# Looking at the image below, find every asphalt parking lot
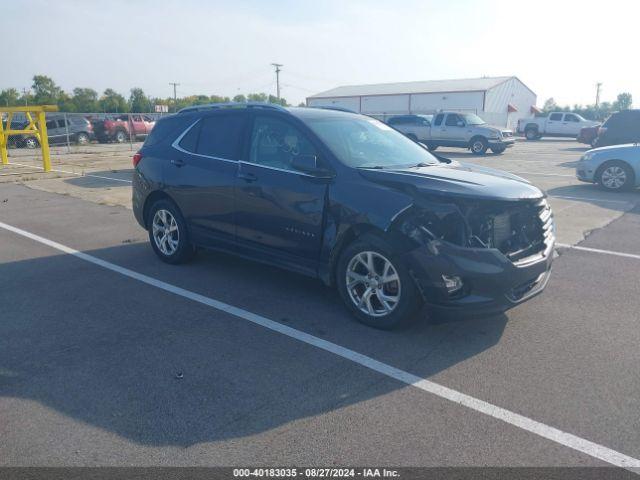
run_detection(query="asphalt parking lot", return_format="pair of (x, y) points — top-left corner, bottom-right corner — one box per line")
(1, 139), (639, 467)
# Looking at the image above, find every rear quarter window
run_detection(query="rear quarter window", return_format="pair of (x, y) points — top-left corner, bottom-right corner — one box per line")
(143, 115), (190, 148)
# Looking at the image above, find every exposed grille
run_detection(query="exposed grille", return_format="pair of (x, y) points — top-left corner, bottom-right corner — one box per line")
(469, 198), (554, 263)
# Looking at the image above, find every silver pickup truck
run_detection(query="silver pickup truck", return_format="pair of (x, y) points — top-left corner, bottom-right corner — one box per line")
(387, 112), (515, 155)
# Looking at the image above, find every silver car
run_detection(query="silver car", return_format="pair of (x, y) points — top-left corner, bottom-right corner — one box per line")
(576, 143), (640, 191)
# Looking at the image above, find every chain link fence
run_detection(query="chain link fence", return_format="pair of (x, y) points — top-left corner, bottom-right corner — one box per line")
(3, 112), (167, 159)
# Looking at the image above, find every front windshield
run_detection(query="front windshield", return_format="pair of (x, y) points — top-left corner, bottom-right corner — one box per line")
(303, 116), (440, 169)
(460, 113), (486, 125)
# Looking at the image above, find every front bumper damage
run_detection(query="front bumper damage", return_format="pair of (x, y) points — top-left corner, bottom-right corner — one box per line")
(395, 197), (555, 318)
(403, 239), (554, 318)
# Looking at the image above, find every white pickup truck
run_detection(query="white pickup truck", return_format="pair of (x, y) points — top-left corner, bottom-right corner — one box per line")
(517, 112), (599, 140)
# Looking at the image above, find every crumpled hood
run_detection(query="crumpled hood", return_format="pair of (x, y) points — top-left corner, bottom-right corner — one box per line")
(358, 161), (544, 201)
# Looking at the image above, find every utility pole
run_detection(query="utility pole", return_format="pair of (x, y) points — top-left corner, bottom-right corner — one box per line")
(595, 82), (602, 107)
(271, 63), (283, 100)
(22, 88), (29, 106)
(169, 82), (180, 111)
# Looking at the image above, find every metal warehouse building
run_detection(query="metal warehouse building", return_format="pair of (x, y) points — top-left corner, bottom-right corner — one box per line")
(307, 76), (538, 129)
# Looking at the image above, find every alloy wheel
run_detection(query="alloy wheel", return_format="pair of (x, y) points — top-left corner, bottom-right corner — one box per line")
(601, 166), (627, 190)
(345, 251), (401, 317)
(152, 209), (180, 256)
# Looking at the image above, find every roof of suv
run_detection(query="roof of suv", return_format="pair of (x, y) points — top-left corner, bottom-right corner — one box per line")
(176, 102), (361, 120)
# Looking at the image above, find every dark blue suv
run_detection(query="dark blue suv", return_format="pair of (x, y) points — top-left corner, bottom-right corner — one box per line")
(132, 103), (555, 329)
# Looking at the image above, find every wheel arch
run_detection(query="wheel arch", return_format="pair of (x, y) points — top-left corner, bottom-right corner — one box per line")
(142, 190), (178, 228)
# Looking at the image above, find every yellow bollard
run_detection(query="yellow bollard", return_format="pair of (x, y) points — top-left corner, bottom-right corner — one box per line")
(37, 111), (52, 172)
(0, 115), (7, 166)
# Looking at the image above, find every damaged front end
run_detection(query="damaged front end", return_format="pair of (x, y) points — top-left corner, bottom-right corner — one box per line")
(394, 195), (555, 317)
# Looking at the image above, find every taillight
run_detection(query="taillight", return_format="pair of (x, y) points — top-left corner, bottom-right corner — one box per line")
(133, 152), (143, 167)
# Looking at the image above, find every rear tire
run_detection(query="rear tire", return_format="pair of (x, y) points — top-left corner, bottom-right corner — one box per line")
(147, 199), (195, 264)
(76, 132), (90, 145)
(525, 128), (539, 140)
(597, 161), (635, 192)
(426, 143), (438, 151)
(23, 136), (39, 149)
(336, 234), (422, 329)
(406, 133), (418, 142)
(470, 137), (488, 155)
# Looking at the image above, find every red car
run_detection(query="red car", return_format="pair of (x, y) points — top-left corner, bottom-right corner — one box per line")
(577, 124), (600, 148)
(91, 114), (155, 143)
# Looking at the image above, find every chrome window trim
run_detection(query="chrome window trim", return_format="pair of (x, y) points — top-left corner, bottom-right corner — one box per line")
(171, 118), (238, 164)
(239, 160), (315, 178)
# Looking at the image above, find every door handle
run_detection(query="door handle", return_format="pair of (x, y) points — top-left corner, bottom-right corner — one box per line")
(238, 171), (257, 182)
(170, 159), (185, 167)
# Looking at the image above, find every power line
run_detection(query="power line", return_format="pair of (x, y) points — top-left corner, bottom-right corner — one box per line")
(271, 63), (283, 100)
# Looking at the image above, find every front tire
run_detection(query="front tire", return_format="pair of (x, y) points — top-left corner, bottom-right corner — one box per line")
(426, 143), (438, 151)
(525, 128), (539, 140)
(597, 161), (635, 192)
(336, 235), (421, 329)
(491, 146), (506, 154)
(147, 199), (194, 264)
(114, 130), (127, 143)
(470, 137), (488, 155)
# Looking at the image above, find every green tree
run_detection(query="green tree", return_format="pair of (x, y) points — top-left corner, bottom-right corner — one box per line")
(613, 92), (632, 111)
(99, 89), (128, 113)
(233, 94), (247, 103)
(0, 88), (20, 107)
(128, 87), (152, 112)
(247, 92), (268, 102)
(297, 102), (306, 107)
(71, 88), (99, 112)
(209, 95), (230, 103)
(31, 75), (62, 105)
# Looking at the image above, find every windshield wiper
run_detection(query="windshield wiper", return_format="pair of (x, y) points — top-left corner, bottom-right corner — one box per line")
(408, 162), (435, 168)
(357, 165), (388, 169)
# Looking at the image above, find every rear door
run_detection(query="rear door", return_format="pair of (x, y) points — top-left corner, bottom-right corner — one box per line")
(546, 112), (564, 134)
(165, 111), (248, 248)
(233, 113), (329, 274)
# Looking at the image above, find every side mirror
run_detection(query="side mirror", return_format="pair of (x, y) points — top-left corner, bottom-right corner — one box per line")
(291, 154), (333, 177)
(456, 121), (465, 127)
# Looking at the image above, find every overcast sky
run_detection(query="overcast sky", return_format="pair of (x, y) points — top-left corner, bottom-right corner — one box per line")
(3, 0), (637, 107)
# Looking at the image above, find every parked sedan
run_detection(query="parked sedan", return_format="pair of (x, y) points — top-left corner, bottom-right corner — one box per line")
(576, 144), (640, 191)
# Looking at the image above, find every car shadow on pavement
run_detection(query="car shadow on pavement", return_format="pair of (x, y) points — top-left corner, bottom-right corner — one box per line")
(547, 184), (639, 213)
(63, 170), (134, 189)
(0, 241), (508, 447)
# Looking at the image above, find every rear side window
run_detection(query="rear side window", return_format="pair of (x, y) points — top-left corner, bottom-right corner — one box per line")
(178, 121), (200, 151)
(564, 114), (579, 122)
(434, 114), (444, 126)
(196, 114), (246, 159)
(549, 113), (563, 121)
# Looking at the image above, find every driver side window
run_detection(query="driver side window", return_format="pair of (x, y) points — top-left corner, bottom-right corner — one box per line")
(250, 116), (317, 171)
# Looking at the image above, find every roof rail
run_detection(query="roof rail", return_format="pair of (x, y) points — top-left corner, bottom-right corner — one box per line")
(311, 105), (357, 113)
(178, 102), (288, 114)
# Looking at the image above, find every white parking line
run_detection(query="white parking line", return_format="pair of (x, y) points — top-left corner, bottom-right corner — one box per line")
(1, 219), (639, 470)
(557, 243), (640, 260)
(7, 162), (133, 184)
(511, 171), (576, 178)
